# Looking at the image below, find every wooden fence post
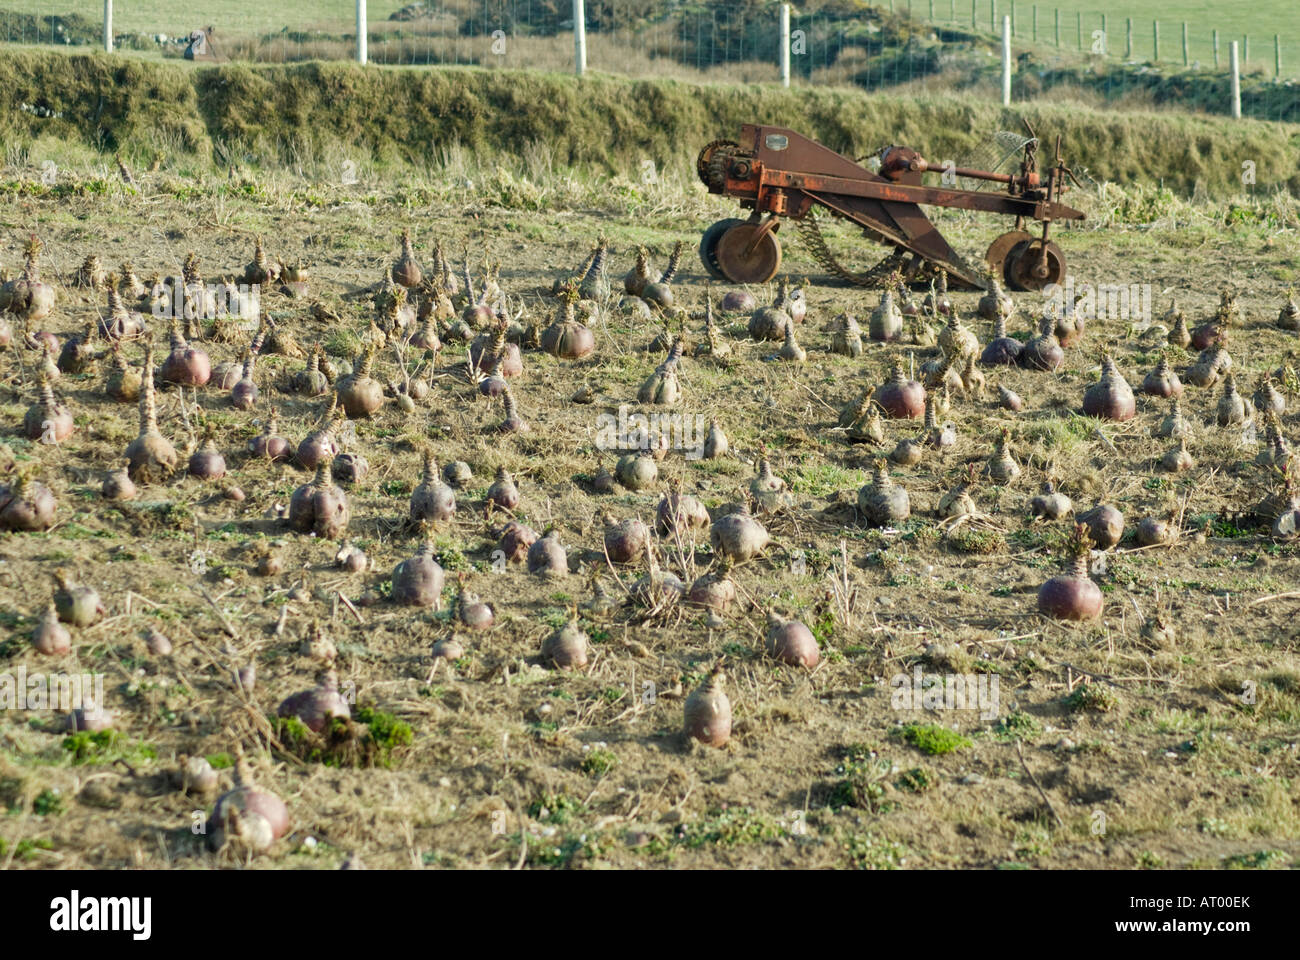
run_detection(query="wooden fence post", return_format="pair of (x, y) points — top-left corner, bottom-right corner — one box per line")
(1230, 41), (1241, 118)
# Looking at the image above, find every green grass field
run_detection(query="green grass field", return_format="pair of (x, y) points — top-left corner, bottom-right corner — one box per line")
(0, 1), (1296, 78)
(1, 0), (410, 37)
(919, 0), (1294, 73)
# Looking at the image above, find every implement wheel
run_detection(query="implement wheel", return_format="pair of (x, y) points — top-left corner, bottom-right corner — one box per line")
(1006, 239), (1066, 292)
(714, 222), (782, 284)
(699, 217), (745, 281)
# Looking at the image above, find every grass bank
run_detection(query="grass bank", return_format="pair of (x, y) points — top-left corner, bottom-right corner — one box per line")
(1, 48), (1298, 196)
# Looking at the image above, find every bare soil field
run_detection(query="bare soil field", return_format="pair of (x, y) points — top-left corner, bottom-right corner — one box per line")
(0, 163), (1298, 870)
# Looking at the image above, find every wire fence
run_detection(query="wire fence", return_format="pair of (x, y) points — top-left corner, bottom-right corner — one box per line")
(1, 1), (1297, 122)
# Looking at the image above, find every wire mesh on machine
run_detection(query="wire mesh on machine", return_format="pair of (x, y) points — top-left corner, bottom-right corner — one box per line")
(955, 131), (1035, 192)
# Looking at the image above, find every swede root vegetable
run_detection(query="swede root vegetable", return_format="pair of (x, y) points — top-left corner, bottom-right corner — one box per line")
(748, 278), (793, 342)
(528, 529), (569, 576)
(939, 311), (979, 360)
(278, 669), (351, 733)
(188, 437), (227, 480)
(922, 394), (956, 449)
(228, 351), (259, 409)
(336, 347), (384, 418)
(487, 467), (520, 511)
(984, 428), (1021, 483)
(698, 295), (732, 359)
(684, 661), (731, 747)
(1160, 439), (1194, 473)
(710, 503), (769, 562)
(604, 514), (651, 564)
(959, 352), (985, 398)
(868, 277), (903, 342)
(1031, 481), (1072, 520)
(998, 383), (1024, 412)
(847, 402), (885, 445)
(99, 278), (148, 343)
(243, 235), (278, 286)
(443, 461), (472, 487)
(777, 320), (806, 363)
(938, 464), (978, 519)
(656, 481), (710, 536)
(125, 343), (178, 484)
(1, 236), (56, 322)
(496, 384), (528, 433)
(543, 618), (589, 670)
(1037, 524), (1103, 621)
(23, 376), (74, 443)
(639, 339), (683, 404)
(1137, 515), (1177, 546)
(392, 228), (423, 287)
(1020, 315), (1064, 371)
(978, 273), (1014, 321)
(1158, 398), (1191, 439)
(1257, 412), (1292, 469)
(922, 269), (952, 317)
(766, 611), (819, 667)
(497, 520), (537, 563)
(58, 320), (100, 375)
(542, 284), (595, 359)
(458, 589), (494, 631)
(641, 241), (683, 308)
(1141, 353), (1182, 398)
(624, 246), (654, 297)
(1278, 288), (1299, 331)
(330, 451), (367, 484)
(592, 462), (616, 493)
(687, 563), (737, 612)
(31, 603), (70, 655)
(53, 570), (104, 627)
(249, 410), (291, 461)
(146, 628), (173, 656)
(873, 357), (925, 419)
(891, 435), (923, 465)
(76, 253), (105, 290)
(980, 311), (1023, 366)
(703, 421), (729, 459)
(578, 236), (610, 302)
(101, 463), (137, 502)
(158, 316), (211, 387)
(411, 450), (456, 524)
(1254, 377), (1285, 416)
(859, 460), (910, 525)
(280, 258), (310, 298)
(616, 453), (658, 491)
(1167, 307), (1191, 348)
(289, 458), (350, 539)
(1079, 503), (1124, 549)
(719, 289), (756, 314)
(66, 703), (114, 733)
(392, 539), (446, 607)
(1186, 340), (1231, 388)
(431, 636), (465, 665)
(831, 312), (864, 357)
(1083, 354), (1136, 421)
(210, 752), (290, 854)
(1216, 373), (1249, 427)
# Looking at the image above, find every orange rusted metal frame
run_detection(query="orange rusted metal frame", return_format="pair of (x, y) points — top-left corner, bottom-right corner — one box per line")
(714, 125), (1084, 283)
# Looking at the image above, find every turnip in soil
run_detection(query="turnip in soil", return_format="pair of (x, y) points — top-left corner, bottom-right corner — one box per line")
(1037, 524), (1103, 621)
